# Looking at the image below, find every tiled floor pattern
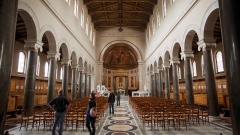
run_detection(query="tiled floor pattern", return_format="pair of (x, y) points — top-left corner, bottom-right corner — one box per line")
(5, 96), (233, 135)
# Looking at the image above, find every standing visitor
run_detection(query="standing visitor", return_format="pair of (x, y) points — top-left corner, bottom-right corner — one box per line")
(108, 90), (115, 115)
(49, 89), (70, 135)
(86, 92), (97, 135)
(116, 90), (121, 106)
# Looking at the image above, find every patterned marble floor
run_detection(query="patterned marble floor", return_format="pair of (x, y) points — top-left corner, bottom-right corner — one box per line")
(5, 96), (233, 135)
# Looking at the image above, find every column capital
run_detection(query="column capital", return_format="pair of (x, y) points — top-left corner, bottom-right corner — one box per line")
(170, 58), (180, 65)
(98, 61), (103, 65)
(197, 39), (216, 51)
(154, 67), (158, 73)
(180, 51), (194, 60)
(47, 52), (60, 61)
(71, 64), (78, 70)
(24, 40), (43, 52)
(163, 65), (170, 70)
(61, 59), (71, 66)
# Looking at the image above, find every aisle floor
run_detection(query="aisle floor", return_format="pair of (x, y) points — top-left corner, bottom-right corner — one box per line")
(5, 96), (232, 135)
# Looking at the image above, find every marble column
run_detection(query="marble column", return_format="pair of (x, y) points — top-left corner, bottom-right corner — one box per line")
(152, 74), (156, 97)
(88, 74), (91, 93)
(164, 66), (170, 100)
(78, 71), (82, 98)
(98, 61), (103, 85)
(113, 76), (116, 94)
(61, 60), (70, 97)
(218, 1), (240, 134)
(0, 0), (18, 133)
(71, 65), (77, 100)
(158, 68), (163, 98)
(23, 40), (43, 114)
(84, 73), (88, 97)
(171, 60), (180, 102)
(138, 62), (143, 90)
(198, 39), (219, 116)
(154, 72), (158, 97)
(182, 52), (194, 104)
(47, 53), (59, 103)
(125, 77), (128, 96)
(149, 73), (152, 96)
(82, 73), (85, 97)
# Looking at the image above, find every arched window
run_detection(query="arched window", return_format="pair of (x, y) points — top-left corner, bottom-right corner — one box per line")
(152, 19), (155, 34)
(80, 9), (84, 27)
(148, 26), (151, 39)
(90, 26), (93, 41)
(18, 52), (26, 73)
(65, 0), (70, 6)
(193, 61), (197, 77)
(74, 0), (79, 18)
(157, 8), (160, 27)
(216, 51), (224, 72)
(146, 32), (148, 43)
(36, 55), (40, 76)
(163, 0), (167, 17)
(56, 64), (58, 79)
(93, 32), (95, 46)
(86, 19), (89, 35)
(60, 67), (63, 80)
(201, 55), (205, 75)
(44, 62), (49, 77)
(178, 67), (181, 79)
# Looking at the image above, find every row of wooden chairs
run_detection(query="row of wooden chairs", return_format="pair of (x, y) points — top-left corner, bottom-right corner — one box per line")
(130, 97), (209, 131)
(19, 97), (108, 131)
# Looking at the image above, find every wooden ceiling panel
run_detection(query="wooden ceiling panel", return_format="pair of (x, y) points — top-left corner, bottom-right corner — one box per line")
(84, 0), (157, 31)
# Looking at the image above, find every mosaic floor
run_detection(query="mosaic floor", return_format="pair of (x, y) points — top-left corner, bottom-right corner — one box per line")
(5, 96), (233, 135)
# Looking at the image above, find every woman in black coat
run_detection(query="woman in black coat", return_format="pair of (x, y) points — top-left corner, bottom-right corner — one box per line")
(86, 92), (96, 135)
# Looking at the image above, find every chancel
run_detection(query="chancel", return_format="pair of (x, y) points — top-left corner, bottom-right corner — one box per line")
(0, 0), (239, 135)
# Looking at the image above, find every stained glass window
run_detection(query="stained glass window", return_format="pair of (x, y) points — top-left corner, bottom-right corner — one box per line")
(163, 0), (167, 17)
(74, 0), (79, 18)
(193, 61), (197, 77)
(216, 51), (224, 72)
(36, 55), (40, 76)
(44, 62), (49, 77)
(60, 67), (63, 80)
(18, 52), (25, 73)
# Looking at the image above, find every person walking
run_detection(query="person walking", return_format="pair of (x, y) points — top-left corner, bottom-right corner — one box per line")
(108, 90), (115, 115)
(86, 92), (97, 135)
(116, 90), (121, 106)
(49, 89), (70, 135)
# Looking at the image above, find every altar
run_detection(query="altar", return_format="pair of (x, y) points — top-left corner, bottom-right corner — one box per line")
(132, 91), (151, 97)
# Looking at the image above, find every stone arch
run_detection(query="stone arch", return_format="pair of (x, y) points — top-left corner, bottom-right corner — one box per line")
(158, 56), (163, 68)
(88, 64), (91, 74)
(172, 41), (182, 60)
(150, 64), (153, 73)
(58, 39), (69, 60)
(70, 51), (77, 66)
(83, 61), (88, 72)
(182, 25), (201, 51)
(200, 1), (219, 39)
(99, 40), (142, 62)
(163, 51), (171, 66)
(18, 1), (40, 40)
(201, 1), (219, 39)
(39, 25), (58, 52)
(78, 57), (84, 70)
(154, 61), (157, 72)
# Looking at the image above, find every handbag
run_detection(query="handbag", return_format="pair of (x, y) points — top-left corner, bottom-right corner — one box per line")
(90, 107), (97, 117)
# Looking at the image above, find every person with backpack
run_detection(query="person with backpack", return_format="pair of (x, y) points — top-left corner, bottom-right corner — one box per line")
(86, 92), (97, 135)
(116, 90), (121, 106)
(108, 90), (115, 115)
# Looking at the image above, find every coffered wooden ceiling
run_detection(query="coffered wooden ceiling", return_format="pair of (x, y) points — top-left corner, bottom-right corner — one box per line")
(84, 0), (158, 31)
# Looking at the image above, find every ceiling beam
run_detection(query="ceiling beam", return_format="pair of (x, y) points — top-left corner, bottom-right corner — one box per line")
(92, 18), (148, 23)
(90, 10), (152, 15)
(84, 0), (157, 5)
(88, 2), (118, 14)
(122, 2), (153, 12)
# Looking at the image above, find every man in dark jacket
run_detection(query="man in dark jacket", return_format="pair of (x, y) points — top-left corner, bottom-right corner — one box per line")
(49, 89), (70, 135)
(116, 90), (121, 106)
(108, 90), (115, 115)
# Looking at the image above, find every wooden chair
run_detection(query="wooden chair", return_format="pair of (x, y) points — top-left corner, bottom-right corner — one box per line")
(31, 108), (44, 131)
(153, 108), (165, 130)
(175, 109), (187, 131)
(19, 109), (33, 131)
(141, 108), (153, 130)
